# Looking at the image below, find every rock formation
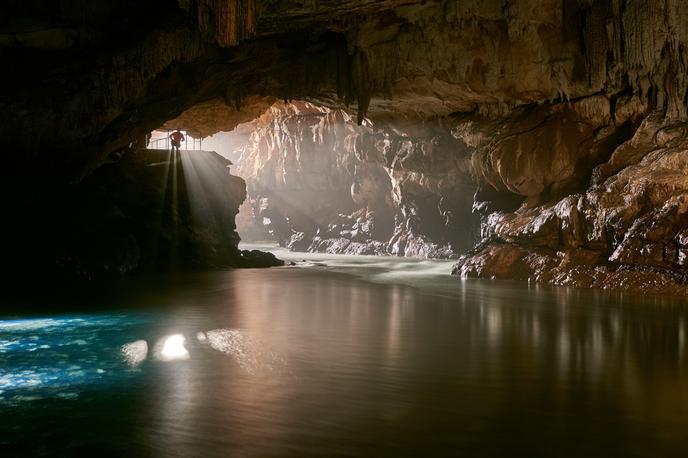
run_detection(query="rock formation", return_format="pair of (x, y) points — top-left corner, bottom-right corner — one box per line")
(7, 148), (281, 284)
(233, 101), (478, 257)
(453, 113), (688, 294)
(2, 0), (688, 292)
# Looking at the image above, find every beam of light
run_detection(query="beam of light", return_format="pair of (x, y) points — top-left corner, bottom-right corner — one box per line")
(148, 145), (185, 268)
(157, 148), (173, 223)
(170, 148), (181, 268)
(141, 143), (181, 264)
(178, 144), (319, 244)
(179, 150), (224, 230)
(121, 340), (149, 366)
(197, 329), (288, 375)
(156, 334), (190, 361)
(150, 147), (183, 267)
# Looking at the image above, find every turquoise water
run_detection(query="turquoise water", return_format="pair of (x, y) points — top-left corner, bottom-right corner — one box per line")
(0, 314), (152, 401)
(1, 251), (687, 457)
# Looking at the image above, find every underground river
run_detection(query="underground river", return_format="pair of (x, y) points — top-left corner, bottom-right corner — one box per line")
(1, 246), (687, 457)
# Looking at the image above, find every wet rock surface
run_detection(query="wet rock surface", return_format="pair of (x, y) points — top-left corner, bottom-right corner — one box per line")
(453, 116), (688, 294)
(235, 102), (479, 258)
(238, 249), (284, 268)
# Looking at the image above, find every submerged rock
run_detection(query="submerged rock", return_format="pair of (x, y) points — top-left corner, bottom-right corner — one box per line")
(238, 250), (284, 268)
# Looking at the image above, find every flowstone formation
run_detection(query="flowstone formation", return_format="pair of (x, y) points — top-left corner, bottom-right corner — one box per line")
(233, 102), (478, 258)
(3, 1), (688, 291)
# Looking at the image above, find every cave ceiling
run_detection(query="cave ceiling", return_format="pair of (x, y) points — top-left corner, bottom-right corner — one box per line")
(4, 0), (687, 180)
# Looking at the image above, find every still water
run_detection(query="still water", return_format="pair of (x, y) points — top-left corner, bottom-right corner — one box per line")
(1, 248), (688, 457)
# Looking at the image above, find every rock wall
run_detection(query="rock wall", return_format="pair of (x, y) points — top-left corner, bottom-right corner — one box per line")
(235, 102), (479, 257)
(7, 148), (280, 284)
(232, 92), (688, 292)
(453, 113), (688, 294)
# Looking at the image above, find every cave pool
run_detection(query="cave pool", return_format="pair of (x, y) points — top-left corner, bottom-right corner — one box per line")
(1, 246), (687, 457)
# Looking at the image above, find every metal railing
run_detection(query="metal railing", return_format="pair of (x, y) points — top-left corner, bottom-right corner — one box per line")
(148, 130), (203, 151)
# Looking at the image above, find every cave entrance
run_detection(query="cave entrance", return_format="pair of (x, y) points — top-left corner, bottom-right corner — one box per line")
(157, 99), (480, 259)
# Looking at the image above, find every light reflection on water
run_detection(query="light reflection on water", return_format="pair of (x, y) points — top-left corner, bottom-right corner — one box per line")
(0, 314), (152, 399)
(1, 258), (688, 456)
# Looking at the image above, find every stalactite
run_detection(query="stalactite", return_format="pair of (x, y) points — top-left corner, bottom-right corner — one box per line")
(336, 45), (351, 102)
(225, 85), (243, 111)
(223, 85), (233, 107)
(366, 41), (400, 101)
(192, 0), (256, 47)
(351, 50), (371, 125)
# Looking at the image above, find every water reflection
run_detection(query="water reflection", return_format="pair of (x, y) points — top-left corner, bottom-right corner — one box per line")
(121, 339), (148, 366)
(156, 334), (190, 361)
(197, 329), (288, 375)
(1, 266), (687, 456)
(0, 314), (151, 400)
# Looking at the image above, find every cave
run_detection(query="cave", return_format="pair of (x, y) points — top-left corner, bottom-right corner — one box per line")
(2, 1), (688, 456)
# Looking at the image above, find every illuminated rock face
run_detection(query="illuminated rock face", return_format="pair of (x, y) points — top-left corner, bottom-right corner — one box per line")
(236, 102), (478, 257)
(2, 1), (688, 290)
(453, 114), (688, 294)
(236, 97), (688, 291)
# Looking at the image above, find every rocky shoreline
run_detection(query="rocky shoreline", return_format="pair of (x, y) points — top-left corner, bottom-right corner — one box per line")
(453, 115), (688, 294)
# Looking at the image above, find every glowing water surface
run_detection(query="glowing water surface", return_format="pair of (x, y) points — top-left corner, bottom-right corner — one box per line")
(1, 249), (688, 457)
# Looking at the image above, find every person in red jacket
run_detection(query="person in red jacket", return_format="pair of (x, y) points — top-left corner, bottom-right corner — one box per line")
(169, 129), (185, 153)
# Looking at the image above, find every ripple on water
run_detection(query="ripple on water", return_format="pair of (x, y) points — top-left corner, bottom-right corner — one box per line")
(197, 328), (290, 376)
(0, 313), (152, 403)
